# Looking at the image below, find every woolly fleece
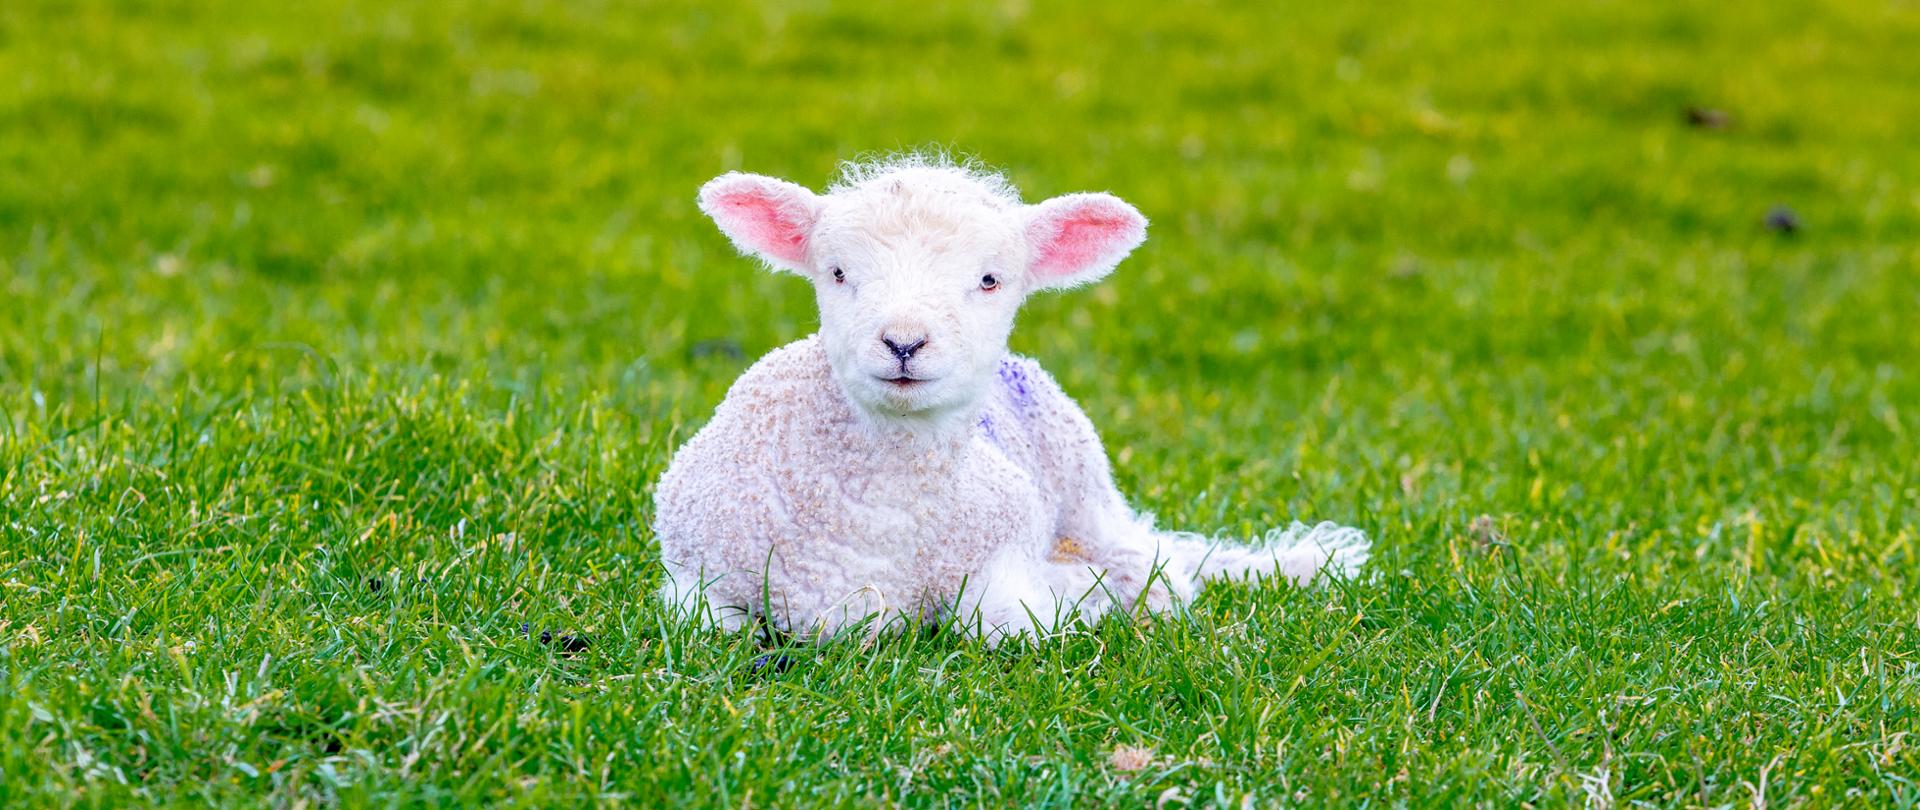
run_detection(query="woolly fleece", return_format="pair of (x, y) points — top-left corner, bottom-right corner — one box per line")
(656, 158), (1369, 643)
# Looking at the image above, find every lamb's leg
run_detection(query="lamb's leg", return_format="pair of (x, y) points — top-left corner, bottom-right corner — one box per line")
(1032, 426), (1370, 607)
(1057, 503), (1371, 612)
(998, 356), (1371, 614)
(1158, 521), (1371, 586)
(661, 561), (912, 642)
(1049, 505), (1199, 612)
(1033, 440), (1371, 606)
(659, 561), (755, 633)
(951, 548), (1116, 645)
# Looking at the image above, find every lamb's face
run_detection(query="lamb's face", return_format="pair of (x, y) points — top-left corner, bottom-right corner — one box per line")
(699, 161), (1147, 425)
(805, 177), (1028, 419)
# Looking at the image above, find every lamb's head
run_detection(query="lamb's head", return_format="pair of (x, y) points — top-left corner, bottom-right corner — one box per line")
(697, 158), (1146, 424)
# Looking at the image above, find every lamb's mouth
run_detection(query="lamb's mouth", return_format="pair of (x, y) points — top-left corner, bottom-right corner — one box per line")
(879, 375), (929, 389)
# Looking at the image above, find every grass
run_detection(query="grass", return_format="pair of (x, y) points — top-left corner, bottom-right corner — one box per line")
(3, 0), (1918, 804)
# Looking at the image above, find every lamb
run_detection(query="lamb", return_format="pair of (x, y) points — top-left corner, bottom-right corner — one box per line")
(654, 155), (1369, 643)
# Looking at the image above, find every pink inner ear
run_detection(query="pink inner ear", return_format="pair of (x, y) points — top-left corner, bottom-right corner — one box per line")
(711, 189), (810, 266)
(1031, 199), (1141, 278)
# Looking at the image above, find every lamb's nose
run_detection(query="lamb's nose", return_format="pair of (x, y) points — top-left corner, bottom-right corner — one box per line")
(882, 335), (927, 361)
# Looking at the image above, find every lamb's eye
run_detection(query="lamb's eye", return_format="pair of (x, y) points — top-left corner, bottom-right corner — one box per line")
(831, 267), (846, 284)
(979, 273), (1000, 291)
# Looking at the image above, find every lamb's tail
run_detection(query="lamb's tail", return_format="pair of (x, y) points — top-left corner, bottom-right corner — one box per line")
(1160, 521), (1371, 587)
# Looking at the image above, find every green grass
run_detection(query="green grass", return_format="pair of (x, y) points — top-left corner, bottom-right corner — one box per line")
(3, 0), (1919, 805)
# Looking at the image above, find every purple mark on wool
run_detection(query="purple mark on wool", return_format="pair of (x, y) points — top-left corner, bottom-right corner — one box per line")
(977, 411), (1001, 447)
(998, 358), (1036, 413)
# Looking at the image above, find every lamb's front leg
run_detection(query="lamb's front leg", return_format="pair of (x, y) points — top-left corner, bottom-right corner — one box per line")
(952, 546), (1118, 644)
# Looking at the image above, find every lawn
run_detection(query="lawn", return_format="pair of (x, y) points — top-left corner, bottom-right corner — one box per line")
(3, 0), (1919, 805)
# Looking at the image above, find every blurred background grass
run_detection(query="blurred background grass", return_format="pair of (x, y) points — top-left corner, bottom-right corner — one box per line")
(3, 0), (1918, 805)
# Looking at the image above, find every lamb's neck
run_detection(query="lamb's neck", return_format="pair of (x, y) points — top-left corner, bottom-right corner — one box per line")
(850, 401), (981, 455)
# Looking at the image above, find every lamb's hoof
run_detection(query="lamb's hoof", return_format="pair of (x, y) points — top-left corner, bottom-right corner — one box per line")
(749, 653), (794, 676)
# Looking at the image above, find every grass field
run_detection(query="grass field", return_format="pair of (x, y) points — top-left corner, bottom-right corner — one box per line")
(4, 0), (1919, 805)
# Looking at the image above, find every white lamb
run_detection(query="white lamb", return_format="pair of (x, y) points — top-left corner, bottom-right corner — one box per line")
(654, 155), (1369, 643)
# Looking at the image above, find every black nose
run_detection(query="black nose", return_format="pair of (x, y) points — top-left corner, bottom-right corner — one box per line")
(882, 336), (927, 361)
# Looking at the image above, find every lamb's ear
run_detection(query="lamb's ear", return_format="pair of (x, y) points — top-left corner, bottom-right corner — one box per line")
(1022, 192), (1148, 290)
(697, 172), (821, 272)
